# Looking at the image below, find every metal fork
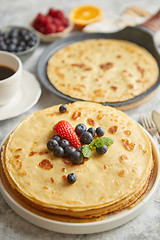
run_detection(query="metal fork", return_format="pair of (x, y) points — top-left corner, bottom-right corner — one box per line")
(141, 113), (160, 144)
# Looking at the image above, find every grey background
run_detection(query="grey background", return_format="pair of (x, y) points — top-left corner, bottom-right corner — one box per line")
(0, 0), (160, 239)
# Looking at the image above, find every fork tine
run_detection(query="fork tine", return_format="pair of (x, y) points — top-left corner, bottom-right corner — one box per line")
(141, 113), (149, 129)
(146, 113), (152, 128)
(150, 116), (156, 128)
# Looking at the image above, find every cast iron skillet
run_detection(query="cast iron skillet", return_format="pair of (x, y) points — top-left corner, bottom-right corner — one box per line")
(37, 10), (160, 110)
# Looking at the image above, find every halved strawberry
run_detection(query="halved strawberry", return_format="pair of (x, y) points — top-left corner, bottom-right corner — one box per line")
(53, 121), (81, 149)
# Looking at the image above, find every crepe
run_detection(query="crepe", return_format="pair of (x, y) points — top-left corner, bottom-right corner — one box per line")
(1, 102), (153, 221)
(47, 39), (159, 102)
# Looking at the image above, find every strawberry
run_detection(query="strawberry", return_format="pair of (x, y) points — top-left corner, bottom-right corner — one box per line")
(53, 121), (82, 149)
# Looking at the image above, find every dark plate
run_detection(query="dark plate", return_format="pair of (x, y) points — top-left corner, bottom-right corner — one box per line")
(37, 30), (160, 109)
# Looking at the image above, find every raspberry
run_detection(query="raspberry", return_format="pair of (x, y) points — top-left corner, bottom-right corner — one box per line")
(39, 26), (46, 34)
(45, 24), (57, 34)
(36, 13), (45, 23)
(60, 17), (68, 27)
(57, 25), (65, 32)
(43, 15), (53, 25)
(52, 17), (62, 28)
(53, 10), (64, 19)
(53, 121), (82, 149)
(48, 8), (55, 17)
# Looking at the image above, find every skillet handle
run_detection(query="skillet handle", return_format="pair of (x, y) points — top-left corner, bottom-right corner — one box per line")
(140, 10), (160, 32)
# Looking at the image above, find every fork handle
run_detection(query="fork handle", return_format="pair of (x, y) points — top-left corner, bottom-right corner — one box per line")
(155, 132), (160, 144)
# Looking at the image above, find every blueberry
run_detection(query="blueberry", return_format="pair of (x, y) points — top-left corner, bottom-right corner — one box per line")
(80, 132), (93, 145)
(70, 151), (83, 165)
(0, 42), (7, 51)
(10, 29), (19, 38)
(53, 146), (64, 157)
(59, 104), (67, 113)
(96, 127), (105, 137)
(47, 139), (58, 151)
(0, 36), (4, 41)
(6, 38), (11, 45)
(27, 39), (36, 47)
(20, 29), (29, 38)
(3, 32), (9, 40)
(96, 144), (108, 154)
(64, 146), (76, 157)
(87, 127), (95, 137)
(52, 135), (62, 143)
(23, 45), (30, 51)
(7, 43), (16, 52)
(77, 146), (82, 152)
(19, 41), (26, 47)
(11, 38), (19, 45)
(67, 173), (77, 184)
(59, 139), (70, 149)
(75, 123), (87, 136)
(23, 34), (31, 42)
(16, 45), (24, 52)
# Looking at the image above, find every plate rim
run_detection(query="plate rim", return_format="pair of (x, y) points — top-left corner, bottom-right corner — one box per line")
(0, 70), (42, 121)
(0, 126), (159, 234)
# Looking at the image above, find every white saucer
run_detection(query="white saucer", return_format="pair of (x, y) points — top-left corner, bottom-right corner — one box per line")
(0, 70), (41, 121)
(0, 128), (159, 234)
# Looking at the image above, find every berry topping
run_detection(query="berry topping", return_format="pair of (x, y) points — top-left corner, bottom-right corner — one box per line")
(59, 139), (70, 149)
(67, 173), (77, 184)
(59, 104), (67, 113)
(53, 121), (81, 149)
(33, 8), (68, 35)
(47, 139), (58, 151)
(52, 135), (62, 143)
(96, 144), (108, 154)
(96, 127), (105, 137)
(70, 151), (84, 165)
(87, 127), (95, 137)
(77, 146), (82, 152)
(53, 146), (64, 157)
(0, 28), (37, 53)
(64, 146), (76, 157)
(80, 132), (93, 145)
(75, 123), (87, 136)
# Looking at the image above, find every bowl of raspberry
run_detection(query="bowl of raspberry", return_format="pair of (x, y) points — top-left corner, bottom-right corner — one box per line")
(31, 8), (74, 42)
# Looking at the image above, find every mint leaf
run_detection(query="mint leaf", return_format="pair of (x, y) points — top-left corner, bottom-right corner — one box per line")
(102, 137), (114, 147)
(82, 145), (92, 158)
(90, 138), (99, 147)
(90, 137), (114, 148)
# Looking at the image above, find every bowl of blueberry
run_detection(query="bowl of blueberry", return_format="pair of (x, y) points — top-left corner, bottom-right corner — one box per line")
(0, 26), (40, 61)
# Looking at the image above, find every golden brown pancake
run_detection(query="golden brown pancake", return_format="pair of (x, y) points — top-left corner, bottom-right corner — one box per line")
(47, 39), (159, 102)
(1, 102), (153, 221)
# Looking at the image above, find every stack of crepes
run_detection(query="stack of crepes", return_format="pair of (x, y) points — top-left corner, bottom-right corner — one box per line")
(1, 102), (154, 222)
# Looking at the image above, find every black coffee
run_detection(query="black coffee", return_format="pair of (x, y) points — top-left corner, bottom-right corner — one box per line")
(0, 65), (15, 80)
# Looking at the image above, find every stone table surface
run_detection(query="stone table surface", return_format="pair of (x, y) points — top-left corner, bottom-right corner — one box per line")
(1, 0), (160, 239)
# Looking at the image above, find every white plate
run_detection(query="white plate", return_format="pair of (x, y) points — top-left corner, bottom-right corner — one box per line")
(0, 70), (41, 121)
(0, 128), (159, 234)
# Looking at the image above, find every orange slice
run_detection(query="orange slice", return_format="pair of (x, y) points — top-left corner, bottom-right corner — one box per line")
(69, 5), (103, 29)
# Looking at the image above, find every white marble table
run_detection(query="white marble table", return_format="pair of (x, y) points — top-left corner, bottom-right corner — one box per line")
(1, 0), (160, 239)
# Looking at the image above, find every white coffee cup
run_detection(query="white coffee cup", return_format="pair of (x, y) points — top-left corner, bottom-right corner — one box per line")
(0, 51), (22, 105)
